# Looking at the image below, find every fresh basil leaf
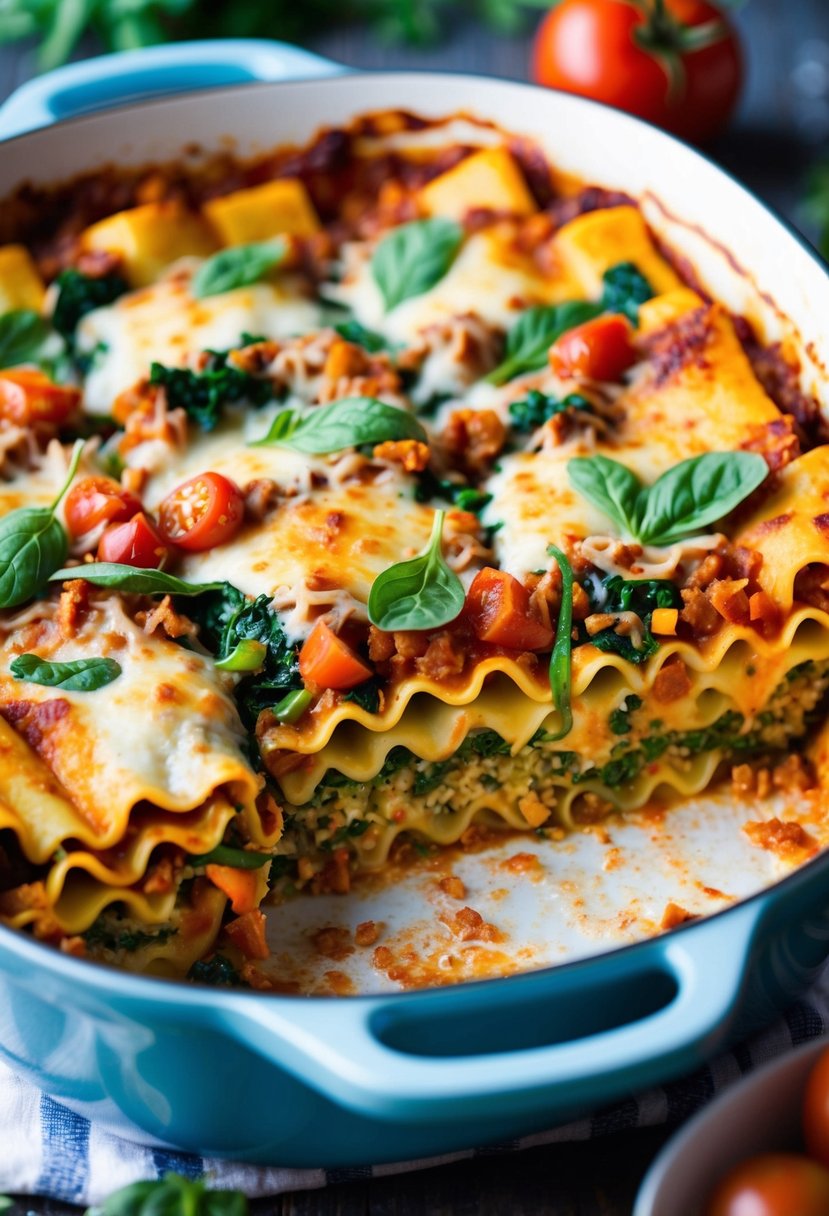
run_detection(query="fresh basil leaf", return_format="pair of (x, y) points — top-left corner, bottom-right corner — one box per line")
(0, 308), (53, 367)
(0, 440), (82, 609)
(191, 238), (286, 300)
(637, 451), (768, 545)
(189, 844), (273, 869)
(252, 396), (426, 453)
(273, 687), (312, 723)
(214, 639), (267, 672)
(487, 300), (602, 385)
(50, 564), (225, 596)
(568, 455), (644, 538)
(601, 262), (654, 325)
(546, 546), (573, 742)
(10, 653), (121, 691)
(372, 218), (463, 311)
(98, 1178), (159, 1216)
(334, 319), (390, 352)
(367, 508), (465, 631)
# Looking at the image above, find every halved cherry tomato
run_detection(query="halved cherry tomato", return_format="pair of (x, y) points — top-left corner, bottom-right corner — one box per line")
(549, 313), (635, 382)
(64, 476), (142, 539)
(0, 369), (81, 426)
(804, 1047), (829, 1169)
(465, 567), (554, 651)
(299, 620), (373, 690)
(531, 0), (742, 146)
(205, 865), (259, 915)
(158, 471), (245, 553)
(97, 512), (169, 568)
(706, 1153), (829, 1216)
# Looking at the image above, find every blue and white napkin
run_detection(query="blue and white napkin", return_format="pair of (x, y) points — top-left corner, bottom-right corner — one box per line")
(4, 965), (829, 1207)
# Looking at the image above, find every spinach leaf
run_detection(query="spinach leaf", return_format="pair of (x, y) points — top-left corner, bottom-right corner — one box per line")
(214, 639), (267, 672)
(487, 300), (602, 385)
(52, 268), (128, 339)
(97, 1172), (249, 1216)
(568, 451), (768, 546)
(84, 918), (176, 954)
(367, 508), (465, 631)
(51, 564), (225, 596)
(0, 440), (82, 609)
(343, 677), (382, 713)
(150, 343), (272, 431)
(252, 396), (426, 453)
(189, 844), (273, 869)
(334, 319), (390, 352)
(372, 218), (463, 311)
(413, 469), (491, 513)
(582, 573), (682, 665)
(546, 545), (574, 741)
(568, 454), (643, 538)
(191, 238), (285, 299)
(187, 956), (246, 989)
(637, 451), (768, 545)
(10, 654), (121, 691)
(508, 388), (592, 433)
(0, 309), (53, 368)
(601, 262), (654, 324)
(215, 592), (302, 726)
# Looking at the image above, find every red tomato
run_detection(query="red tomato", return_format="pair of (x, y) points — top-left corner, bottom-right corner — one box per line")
(64, 477), (142, 539)
(531, 0), (742, 145)
(299, 620), (373, 691)
(465, 567), (554, 651)
(0, 369), (81, 426)
(705, 1153), (829, 1216)
(804, 1047), (829, 1169)
(158, 472), (245, 553)
(97, 513), (169, 569)
(549, 313), (635, 381)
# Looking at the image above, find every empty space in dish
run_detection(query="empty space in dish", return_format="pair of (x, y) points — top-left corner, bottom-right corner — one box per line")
(260, 784), (828, 996)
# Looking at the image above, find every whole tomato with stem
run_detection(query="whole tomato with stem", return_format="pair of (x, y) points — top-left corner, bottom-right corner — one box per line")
(531, 0), (743, 145)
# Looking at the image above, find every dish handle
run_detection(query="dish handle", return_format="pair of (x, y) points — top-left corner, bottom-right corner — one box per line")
(218, 901), (761, 1124)
(0, 38), (345, 141)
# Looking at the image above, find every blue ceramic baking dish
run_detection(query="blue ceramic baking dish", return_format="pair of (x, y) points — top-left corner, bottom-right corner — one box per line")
(2, 40), (829, 1165)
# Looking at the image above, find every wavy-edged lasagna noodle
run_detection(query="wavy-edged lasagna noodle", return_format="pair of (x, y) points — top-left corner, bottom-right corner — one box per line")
(0, 116), (826, 980)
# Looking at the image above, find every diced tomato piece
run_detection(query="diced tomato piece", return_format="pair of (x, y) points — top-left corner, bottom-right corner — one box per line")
(465, 567), (554, 650)
(299, 620), (373, 690)
(0, 369), (81, 426)
(158, 471), (244, 552)
(97, 512), (169, 568)
(549, 313), (636, 382)
(224, 909), (269, 960)
(64, 476), (142, 539)
(205, 865), (259, 915)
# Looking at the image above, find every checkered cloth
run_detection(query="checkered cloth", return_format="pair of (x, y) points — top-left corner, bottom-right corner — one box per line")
(4, 966), (829, 1206)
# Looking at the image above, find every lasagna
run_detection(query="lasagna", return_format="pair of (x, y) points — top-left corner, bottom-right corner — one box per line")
(0, 112), (826, 984)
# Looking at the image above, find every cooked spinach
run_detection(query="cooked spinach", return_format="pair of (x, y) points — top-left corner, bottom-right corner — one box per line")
(150, 340), (272, 431)
(187, 955), (246, 987)
(508, 389), (593, 433)
(413, 469), (492, 513)
(600, 262), (654, 325)
(334, 319), (391, 352)
(343, 678), (382, 713)
(84, 918), (176, 953)
(582, 573), (682, 665)
(52, 268), (128, 340)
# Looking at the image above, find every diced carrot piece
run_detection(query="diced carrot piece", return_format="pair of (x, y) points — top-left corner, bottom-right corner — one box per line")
(205, 864), (259, 915)
(465, 567), (553, 651)
(650, 608), (679, 635)
(299, 620), (372, 690)
(224, 909), (269, 960)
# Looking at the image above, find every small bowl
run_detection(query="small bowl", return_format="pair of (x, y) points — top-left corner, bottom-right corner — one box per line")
(634, 1038), (828, 1216)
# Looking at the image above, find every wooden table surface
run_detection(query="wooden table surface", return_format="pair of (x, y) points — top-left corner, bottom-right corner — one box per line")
(0, 2), (828, 1211)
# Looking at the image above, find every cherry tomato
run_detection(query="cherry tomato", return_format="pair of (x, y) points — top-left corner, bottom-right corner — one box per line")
(531, 0), (742, 146)
(549, 313), (635, 381)
(97, 513), (169, 569)
(0, 369), (81, 426)
(706, 1153), (829, 1216)
(299, 620), (373, 690)
(64, 476), (142, 539)
(804, 1047), (829, 1169)
(158, 472), (245, 553)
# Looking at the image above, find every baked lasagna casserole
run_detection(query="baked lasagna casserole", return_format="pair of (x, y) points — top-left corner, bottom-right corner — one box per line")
(0, 111), (826, 981)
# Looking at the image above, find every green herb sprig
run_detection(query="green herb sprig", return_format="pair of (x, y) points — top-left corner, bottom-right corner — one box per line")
(191, 238), (286, 299)
(214, 639), (267, 672)
(367, 508), (465, 631)
(10, 654), (122, 691)
(372, 218), (463, 312)
(252, 396), (427, 453)
(546, 545), (574, 742)
(0, 440), (83, 609)
(189, 844), (273, 869)
(487, 301), (602, 385)
(568, 451), (768, 546)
